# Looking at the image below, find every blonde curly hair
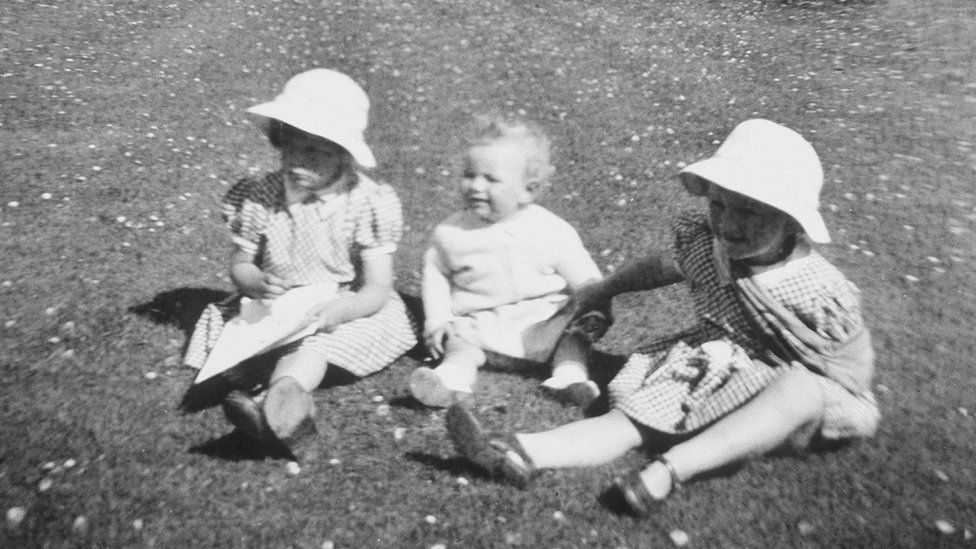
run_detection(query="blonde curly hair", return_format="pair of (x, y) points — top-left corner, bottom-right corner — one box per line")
(467, 114), (556, 189)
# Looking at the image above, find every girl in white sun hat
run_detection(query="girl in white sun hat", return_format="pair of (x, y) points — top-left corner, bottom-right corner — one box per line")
(184, 69), (417, 458)
(445, 119), (880, 515)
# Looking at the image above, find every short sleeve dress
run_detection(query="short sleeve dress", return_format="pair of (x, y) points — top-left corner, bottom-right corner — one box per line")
(184, 170), (418, 377)
(608, 212), (879, 438)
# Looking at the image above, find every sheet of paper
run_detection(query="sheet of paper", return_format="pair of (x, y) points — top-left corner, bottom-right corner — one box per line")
(193, 282), (338, 384)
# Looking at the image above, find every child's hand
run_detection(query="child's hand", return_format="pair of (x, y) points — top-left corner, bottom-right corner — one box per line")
(314, 305), (343, 333)
(237, 271), (293, 300)
(424, 323), (454, 360)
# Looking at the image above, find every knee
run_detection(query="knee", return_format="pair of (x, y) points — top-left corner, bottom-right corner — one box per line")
(272, 351), (327, 391)
(766, 367), (826, 425)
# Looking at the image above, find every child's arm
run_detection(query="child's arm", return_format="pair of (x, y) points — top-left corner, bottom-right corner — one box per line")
(229, 246), (292, 299)
(421, 245), (454, 358)
(575, 252), (684, 314)
(313, 252), (395, 332)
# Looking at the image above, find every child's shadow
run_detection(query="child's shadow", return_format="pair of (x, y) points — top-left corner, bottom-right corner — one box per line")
(403, 451), (497, 482)
(188, 429), (286, 462)
(129, 286), (230, 344)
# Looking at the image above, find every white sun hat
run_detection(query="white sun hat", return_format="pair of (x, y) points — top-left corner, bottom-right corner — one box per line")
(678, 119), (830, 243)
(247, 69), (376, 168)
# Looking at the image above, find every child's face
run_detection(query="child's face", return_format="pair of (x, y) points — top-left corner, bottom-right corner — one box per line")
(707, 184), (796, 264)
(278, 129), (348, 191)
(461, 141), (533, 222)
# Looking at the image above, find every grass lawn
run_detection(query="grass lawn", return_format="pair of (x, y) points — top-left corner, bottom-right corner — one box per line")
(2, 0), (975, 547)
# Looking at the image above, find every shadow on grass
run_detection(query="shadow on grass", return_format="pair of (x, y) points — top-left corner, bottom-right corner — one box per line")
(189, 429), (294, 462)
(596, 485), (639, 518)
(129, 286), (231, 340)
(404, 451), (492, 480)
(592, 441), (859, 516)
(387, 394), (433, 412)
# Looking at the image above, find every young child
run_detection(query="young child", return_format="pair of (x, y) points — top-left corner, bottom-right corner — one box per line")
(445, 119), (880, 515)
(409, 115), (605, 408)
(184, 69), (417, 456)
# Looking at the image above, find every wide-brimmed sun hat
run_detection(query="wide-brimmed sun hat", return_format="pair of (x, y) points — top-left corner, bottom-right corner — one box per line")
(247, 69), (376, 168)
(678, 119), (830, 243)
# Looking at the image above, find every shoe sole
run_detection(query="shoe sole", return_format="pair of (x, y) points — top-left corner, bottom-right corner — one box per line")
(445, 404), (532, 488)
(409, 367), (456, 407)
(445, 403), (493, 465)
(544, 380), (600, 408)
(560, 380), (600, 408)
(264, 379), (316, 439)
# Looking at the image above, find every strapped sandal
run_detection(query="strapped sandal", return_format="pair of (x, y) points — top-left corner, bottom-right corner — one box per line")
(445, 403), (536, 488)
(612, 455), (682, 518)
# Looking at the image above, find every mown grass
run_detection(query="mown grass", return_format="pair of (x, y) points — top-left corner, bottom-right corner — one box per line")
(2, 0), (975, 547)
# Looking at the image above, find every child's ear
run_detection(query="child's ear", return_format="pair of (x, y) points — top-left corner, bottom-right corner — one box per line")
(525, 165), (556, 194)
(524, 176), (552, 196)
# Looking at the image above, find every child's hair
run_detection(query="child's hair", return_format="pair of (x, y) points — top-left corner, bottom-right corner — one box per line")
(264, 118), (357, 176)
(468, 114), (556, 186)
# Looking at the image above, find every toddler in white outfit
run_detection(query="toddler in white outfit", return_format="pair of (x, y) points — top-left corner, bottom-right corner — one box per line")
(409, 115), (604, 407)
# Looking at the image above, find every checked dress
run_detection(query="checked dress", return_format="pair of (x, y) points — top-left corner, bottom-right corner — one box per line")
(184, 171), (417, 378)
(609, 212), (879, 437)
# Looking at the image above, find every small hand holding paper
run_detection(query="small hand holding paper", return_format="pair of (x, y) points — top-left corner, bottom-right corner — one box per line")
(193, 282), (338, 384)
(424, 322), (454, 360)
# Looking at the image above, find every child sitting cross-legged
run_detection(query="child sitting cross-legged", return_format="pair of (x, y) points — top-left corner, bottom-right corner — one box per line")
(445, 119), (880, 515)
(184, 69), (417, 458)
(409, 115), (606, 408)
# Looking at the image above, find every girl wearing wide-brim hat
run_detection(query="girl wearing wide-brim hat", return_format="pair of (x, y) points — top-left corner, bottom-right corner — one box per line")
(445, 119), (880, 514)
(184, 69), (416, 458)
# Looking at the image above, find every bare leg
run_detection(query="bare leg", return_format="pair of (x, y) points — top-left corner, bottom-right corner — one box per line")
(639, 367), (826, 498)
(517, 409), (644, 469)
(433, 336), (487, 391)
(410, 336), (486, 406)
(547, 331), (590, 385)
(541, 332), (600, 406)
(270, 347), (329, 391)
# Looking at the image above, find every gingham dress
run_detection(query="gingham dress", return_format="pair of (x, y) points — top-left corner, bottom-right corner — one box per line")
(184, 171), (417, 377)
(609, 212), (878, 436)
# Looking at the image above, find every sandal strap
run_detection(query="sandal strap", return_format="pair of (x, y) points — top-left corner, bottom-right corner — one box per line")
(614, 470), (657, 518)
(653, 454), (682, 492)
(489, 437), (537, 488)
(495, 435), (536, 470)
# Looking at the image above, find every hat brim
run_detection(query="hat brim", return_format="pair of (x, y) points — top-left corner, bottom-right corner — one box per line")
(680, 158), (831, 243)
(247, 102), (377, 169)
